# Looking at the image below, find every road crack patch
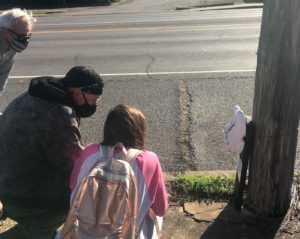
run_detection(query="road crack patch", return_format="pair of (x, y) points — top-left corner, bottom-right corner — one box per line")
(145, 54), (160, 80)
(177, 80), (197, 170)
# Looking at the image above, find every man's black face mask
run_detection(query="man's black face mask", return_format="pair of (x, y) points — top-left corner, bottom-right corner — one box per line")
(71, 91), (97, 118)
(73, 104), (97, 118)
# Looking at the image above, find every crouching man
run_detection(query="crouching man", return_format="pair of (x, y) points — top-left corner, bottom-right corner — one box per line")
(0, 66), (104, 239)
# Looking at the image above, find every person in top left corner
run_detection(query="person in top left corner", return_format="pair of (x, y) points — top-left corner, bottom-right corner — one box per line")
(0, 8), (36, 111)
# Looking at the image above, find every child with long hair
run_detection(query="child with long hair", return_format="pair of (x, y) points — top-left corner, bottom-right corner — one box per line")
(69, 104), (168, 239)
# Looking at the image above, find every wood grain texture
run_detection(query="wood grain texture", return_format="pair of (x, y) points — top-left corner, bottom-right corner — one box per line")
(247, 0), (300, 217)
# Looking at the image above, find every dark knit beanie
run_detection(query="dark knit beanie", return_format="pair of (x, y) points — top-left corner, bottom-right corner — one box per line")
(61, 66), (104, 95)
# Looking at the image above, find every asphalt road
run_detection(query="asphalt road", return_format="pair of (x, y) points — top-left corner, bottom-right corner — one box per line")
(0, 5), (265, 172)
(10, 8), (261, 76)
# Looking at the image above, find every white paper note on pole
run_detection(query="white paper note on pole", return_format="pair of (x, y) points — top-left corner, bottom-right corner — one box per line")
(224, 105), (247, 155)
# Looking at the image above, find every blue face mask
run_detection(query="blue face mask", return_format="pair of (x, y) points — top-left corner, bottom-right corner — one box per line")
(10, 38), (29, 52)
(7, 29), (30, 52)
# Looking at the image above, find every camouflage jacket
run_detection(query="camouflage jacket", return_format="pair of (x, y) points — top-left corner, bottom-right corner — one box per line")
(0, 91), (81, 209)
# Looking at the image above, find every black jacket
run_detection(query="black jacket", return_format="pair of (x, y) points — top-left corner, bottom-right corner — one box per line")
(0, 76), (82, 210)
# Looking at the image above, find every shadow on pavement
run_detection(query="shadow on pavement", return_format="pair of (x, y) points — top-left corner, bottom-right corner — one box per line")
(0, 1), (111, 10)
(200, 203), (283, 239)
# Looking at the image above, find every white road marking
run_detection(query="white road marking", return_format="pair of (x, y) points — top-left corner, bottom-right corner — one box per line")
(10, 69), (255, 79)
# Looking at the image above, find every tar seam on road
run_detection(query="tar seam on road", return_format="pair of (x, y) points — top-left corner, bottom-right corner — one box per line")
(177, 79), (197, 171)
(36, 15), (261, 26)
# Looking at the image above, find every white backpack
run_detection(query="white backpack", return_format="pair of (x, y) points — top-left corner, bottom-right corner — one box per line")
(60, 143), (141, 239)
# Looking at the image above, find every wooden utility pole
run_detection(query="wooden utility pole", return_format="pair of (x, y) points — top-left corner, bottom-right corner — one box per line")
(246, 0), (300, 217)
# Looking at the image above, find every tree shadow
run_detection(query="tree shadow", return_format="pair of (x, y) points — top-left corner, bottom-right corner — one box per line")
(0, 1), (111, 10)
(199, 203), (283, 239)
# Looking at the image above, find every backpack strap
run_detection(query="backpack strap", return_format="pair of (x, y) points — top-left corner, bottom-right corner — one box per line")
(100, 144), (109, 158)
(101, 143), (142, 163)
(148, 208), (161, 238)
(126, 148), (142, 164)
(61, 145), (104, 238)
(126, 149), (161, 238)
(101, 143), (129, 160)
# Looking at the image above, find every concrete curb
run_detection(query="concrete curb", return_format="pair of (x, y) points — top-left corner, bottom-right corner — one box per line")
(164, 170), (236, 182)
(198, 3), (263, 10)
(176, 3), (263, 11)
(165, 170), (300, 180)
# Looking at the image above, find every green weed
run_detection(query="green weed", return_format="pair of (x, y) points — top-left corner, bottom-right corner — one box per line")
(170, 174), (235, 203)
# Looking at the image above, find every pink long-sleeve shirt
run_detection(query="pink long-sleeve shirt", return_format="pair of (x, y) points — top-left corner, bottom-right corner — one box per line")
(70, 143), (168, 221)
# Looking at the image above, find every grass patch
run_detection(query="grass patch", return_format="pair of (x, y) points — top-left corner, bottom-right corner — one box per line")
(170, 174), (235, 203)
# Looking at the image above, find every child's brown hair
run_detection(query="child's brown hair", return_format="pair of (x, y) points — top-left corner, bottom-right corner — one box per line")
(101, 104), (147, 150)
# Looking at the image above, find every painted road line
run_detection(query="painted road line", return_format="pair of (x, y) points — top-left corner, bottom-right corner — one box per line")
(10, 69), (256, 79)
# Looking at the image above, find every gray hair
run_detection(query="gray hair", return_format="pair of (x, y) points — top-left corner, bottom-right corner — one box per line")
(0, 8), (36, 30)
